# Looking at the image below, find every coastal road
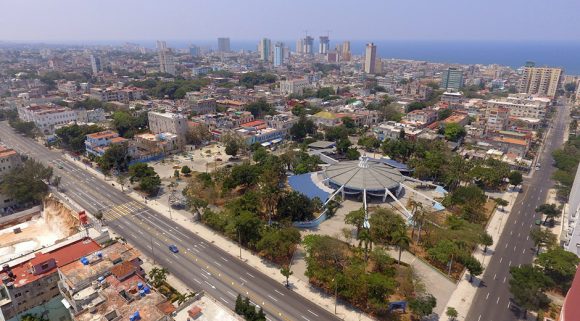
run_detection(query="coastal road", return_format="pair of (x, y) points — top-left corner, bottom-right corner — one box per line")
(465, 101), (569, 321)
(0, 122), (340, 321)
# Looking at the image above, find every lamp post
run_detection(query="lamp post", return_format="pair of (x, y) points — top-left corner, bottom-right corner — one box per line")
(332, 277), (338, 314)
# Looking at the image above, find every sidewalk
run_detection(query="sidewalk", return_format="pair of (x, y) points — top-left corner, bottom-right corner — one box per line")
(442, 187), (520, 320)
(64, 154), (376, 321)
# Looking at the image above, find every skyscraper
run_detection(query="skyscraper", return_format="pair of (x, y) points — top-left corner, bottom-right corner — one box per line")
(303, 36), (314, 55)
(364, 43), (377, 74)
(274, 42), (284, 67)
(440, 67), (464, 91)
(341, 41), (351, 61)
(319, 36), (329, 55)
(90, 55), (101, 75)
(295, 38), (304, 54)
(518, 66), (562, 99)
(259, 38), (271, 62)
(157, 41), (176, 76)
(189, 45), (200, 57)
(217, 37), (230, 52)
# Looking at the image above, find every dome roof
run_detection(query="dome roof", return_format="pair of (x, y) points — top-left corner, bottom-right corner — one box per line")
(323, 157), (404, 192)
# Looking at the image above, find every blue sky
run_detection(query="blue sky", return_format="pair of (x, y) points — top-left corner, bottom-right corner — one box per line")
(2, 0), (579, 42)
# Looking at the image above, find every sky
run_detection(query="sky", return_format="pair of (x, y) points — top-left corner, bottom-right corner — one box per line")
(1, 0), (579, 43)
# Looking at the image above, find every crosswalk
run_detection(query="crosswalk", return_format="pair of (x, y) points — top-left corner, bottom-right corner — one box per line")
(103, 201), (147, 221)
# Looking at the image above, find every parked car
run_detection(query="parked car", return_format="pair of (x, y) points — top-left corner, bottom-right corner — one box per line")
(168, 245), (179, 253)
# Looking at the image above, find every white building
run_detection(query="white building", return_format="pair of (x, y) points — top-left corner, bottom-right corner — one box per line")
(148, 111), (188, 149)
(17, 105), (77, 134)
(279, 78), (311, 95)
(486, 95), (550, 120)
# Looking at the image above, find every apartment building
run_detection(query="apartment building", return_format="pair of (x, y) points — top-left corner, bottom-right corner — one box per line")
(0, 239), (101, 320)
(279, 79), (311, 95)
(85, 130), (128, 157)
(17, 104), (77, 134)
(189, 98), (217, 115)
(402, 109), (438, 127)
(485, 106), (510, 133)
(197, 111), (254, 129)
(148, 112), (188, 149)
(0, 146), (22, 215)
(75, 108), (106, 124)
(236, 120), (286, 146)
(90, 87), (144, 103)
(57, 242), (174, 321)
(372, 121), (423, 141)
(486, 95), (549, 120)
(518, 66), (562, 99)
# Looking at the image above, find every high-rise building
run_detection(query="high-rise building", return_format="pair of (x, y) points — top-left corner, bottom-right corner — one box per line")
(274, 42), (285, 67)
(295, 38), (304, 54)
(259, 38), (271, 62)
(440, 67), (464, 91)
(148, 111), (189, 149)
(518, 66), (562, 99)
(341, 41), (351, 61)
(303, 36), (314, 55)
(90, 55), (101, 74)
(364, 43), (377, 74)
(157, 40), (176, 75)
(319, 36), (329, 55)
(189, 45), (200, 57)
(217, 37), (231, 52)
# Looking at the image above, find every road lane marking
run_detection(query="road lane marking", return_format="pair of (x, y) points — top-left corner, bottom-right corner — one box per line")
(503, 276), (506, 283)
(204, 281), (216, 289)
(227, 290), (236, 298)
(220, 297), (229, 304)
(508, 260), (512, 266)
(193, 278), (202, 284)
(274, 289), (285, 296)
(307, 310), (319, 317)
(486, 293), (489, 300)
(267, 294), (278, 302)
(220, 256), (228, 262)
(493, 274), (496, 280)
(527, 236), (529, 240)
(246, 272), (256, 278)
(240, 277), (249, 283)
(301, 316), (311, 321)
(500, 257), (503, 263)
(497, 297), (500, 304)
(513, 246), (517, 252)
(214, 261), (222, 267)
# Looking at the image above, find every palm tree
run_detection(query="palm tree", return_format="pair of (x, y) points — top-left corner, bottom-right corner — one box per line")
(148, 267), (169, 287)
(358, 228), (373, 261)
(392, 230), (411, 265)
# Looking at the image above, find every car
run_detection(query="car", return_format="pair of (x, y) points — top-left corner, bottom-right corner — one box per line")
(535, 219), (542, 226)
(168, 245), (179, 253)
(58, 165), (63, 169)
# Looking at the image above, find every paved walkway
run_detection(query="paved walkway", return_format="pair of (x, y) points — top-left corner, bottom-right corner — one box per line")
(64, 154), (376, 321)
(442, 187), (520, 320)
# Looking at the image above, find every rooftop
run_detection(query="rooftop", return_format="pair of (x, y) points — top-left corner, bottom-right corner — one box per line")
(323, 157), (405, 192)
(4, 239), (100, 288)
(86, 130), (118, 140)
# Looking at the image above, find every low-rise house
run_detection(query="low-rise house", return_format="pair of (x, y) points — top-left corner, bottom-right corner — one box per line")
(85, 130), (128, 157)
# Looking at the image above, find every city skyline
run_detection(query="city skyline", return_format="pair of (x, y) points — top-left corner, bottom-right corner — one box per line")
(1, 0), (580, 42)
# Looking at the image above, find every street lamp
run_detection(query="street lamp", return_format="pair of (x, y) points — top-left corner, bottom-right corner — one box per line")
(332, 277), (338, 314)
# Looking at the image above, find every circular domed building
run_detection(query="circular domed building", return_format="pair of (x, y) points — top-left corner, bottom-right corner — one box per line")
(323, 157), (405, 200)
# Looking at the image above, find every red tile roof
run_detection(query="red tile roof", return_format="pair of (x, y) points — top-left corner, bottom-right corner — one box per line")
(7, 239), (100, 287)
(562, 266), (580, 321)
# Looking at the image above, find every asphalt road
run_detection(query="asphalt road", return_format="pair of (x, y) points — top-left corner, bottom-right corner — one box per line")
(0, 122), (340, 321)
(465, 102), (570, 321)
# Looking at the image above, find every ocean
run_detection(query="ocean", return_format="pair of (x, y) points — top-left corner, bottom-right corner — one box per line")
(182, 40), (580, 75)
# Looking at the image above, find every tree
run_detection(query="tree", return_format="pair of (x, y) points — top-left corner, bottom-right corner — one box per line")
(128, 163), (161, 196)
(536, 246), (580, 292)
(345, 148), (360, 160)
(52, 175), (62, 191)
(392, 230), (411, 265)
(535, 203), (561, 224)
(0, 159), (53, 204)
(98, 143), (130, 172)
(336, 138), (351, 154)
(290, 117), (317, 141)
(256, 227), (300, 262)
(235, 294), (244, 314)
(369, 208), (407, 245)
(409, 294), (437, 319)
(446, 307), (458, 321)
(225, 140), (240, 157)
(479, 232), (493, 253)
(438, 109), (453, 121)
(9, 120), (37, 137)
(345, 207), (365, 235)
(181, 165), (192, 176)
(529, 227), (557, 255)
(276, 191), (316, 221)
(116, 173), (128, 192)
(508, 170), (523, 187)
(495, 198), (509, 211)
(174, 169), (180, 178)
(462, 255), (483, 282)
(428, 239), (459, 275)
(280, 265), (293, 288)
(444, 123), (466, 142)
(20, 314), (46, 321)
(148, 267), (169, 287)
(509, 265), (553, 318)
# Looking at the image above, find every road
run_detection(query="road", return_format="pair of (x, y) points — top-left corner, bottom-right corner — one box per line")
(465, 102), (569, 321)
(0, 122), (340, 321)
